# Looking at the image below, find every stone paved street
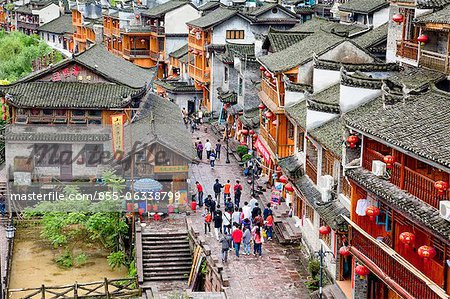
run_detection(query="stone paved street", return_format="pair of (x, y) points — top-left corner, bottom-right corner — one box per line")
(188, 123), (310, 299)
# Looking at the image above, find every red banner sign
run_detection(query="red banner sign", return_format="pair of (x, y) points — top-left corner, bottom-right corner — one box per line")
(255, 137), (271, 164)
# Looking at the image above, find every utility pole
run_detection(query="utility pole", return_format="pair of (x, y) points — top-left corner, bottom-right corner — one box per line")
(225, 122), (230, 164)
(250, 133), (256, 197)
(315, 244), (335, 299)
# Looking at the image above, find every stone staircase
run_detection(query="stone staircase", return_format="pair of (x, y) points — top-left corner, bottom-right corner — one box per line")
(141, 230), (192, 282)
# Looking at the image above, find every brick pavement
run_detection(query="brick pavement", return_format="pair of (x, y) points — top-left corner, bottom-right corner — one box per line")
(188, 124), (310, 299)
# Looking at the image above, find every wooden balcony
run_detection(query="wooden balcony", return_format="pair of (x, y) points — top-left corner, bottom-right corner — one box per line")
(150, 51), (164, 61)
(363, 148), (447, 209)
(259, 79), (284, 114)
(188, 35), (206, 50)
(278, 144), (295, 158)
(350, 224), (445, 299)
(104, 27), (111, 36)
(73, 32), (87, 41)
(123, 49), (150, 58)
(112, 27), (120, 36)
(396, 40), (418, 61)
(306, 158), (317, 184)
(72, 18), (82, 26)
(188, 64), (210, 83)
(150, 25), (164, 35)
(420, 50), (450, 73)
(259, 125), (277, 157)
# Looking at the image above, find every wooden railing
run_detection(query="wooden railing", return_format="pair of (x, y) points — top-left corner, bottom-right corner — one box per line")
(396, 40), (418, 61)
(341, 176), (352, 198)
(420, 50), (449, 73)
(188, 35), (206, 50)
(364, 148), (445, 209)
(188, 64), (210, 83)
(123, 49), (151, 57)
(278, 144), (295, 159)
(150, 25), (164, 35)
(73, 32), (87, 41)
(104, 27), (111, 36)
(261, 78), (283, 107)
(7, 277), (141, 299)
(306, 159), (317, 184)
(112, 27), (120, 36)
(351, 228), (443, 299)
(150, 51), (162, 61)
(259, 125), (278, 156)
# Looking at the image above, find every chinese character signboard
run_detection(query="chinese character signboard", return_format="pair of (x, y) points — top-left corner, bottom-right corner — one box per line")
(255, 137), (271, 164)
(111, 114), (124, 158)
(154, 165), (189, 173)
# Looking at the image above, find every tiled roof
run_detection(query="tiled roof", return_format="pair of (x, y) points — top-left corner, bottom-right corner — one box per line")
(6, 126), (110, 142)
(416, 0), (450, 9)
(347, 167), (450, 241)
(340, 71), (383, 89)
(3, 82), (135, 108)
(154, 79), (198, 93)
(16, 5), (32, 14)
(126, 92), (195, 160)
(217, 87), (237, 103)
(278, 155), (303, 180)
(141, 1), (190, 17)
(169, 43), (188, 59)
(198, 0), (220, 11)
(239, 108), (259, 128)
(307, 84), (340, 114)
(241, 3), (298, 22)
(285, 100), (307, 129)
(386, 66), (445, 91)
(415, 4), (450, 24)
(309, 117), (343, 158)
(218, 42), (255, 63)
(354, 22), (388, 49)
(338, 0), (389, 14)
(289, 17), (368, 37)
(344, 87), (450, 169)
(294, 6), (315, 14)
(38, 13), (74, 34)
(258, 31), (344, 72)
(265, 29), (308, 52)
(74, 44), (154, 89)
(187, 7), (237, 29)
(314, 57), (398, 72)
(285, 81), (313, 93)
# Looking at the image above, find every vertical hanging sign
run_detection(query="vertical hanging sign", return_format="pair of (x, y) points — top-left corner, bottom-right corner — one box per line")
(111, 114), (125, 159)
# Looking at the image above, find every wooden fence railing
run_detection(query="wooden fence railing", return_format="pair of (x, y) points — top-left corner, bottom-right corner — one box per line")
(7, 277), (141, 299)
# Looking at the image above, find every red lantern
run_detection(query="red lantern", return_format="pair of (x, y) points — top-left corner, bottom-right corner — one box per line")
(279, 175), (288, 183)
(188, 48), (193, 52)
(258, 103), (266, 110)
(418, 245), (436, 261)
(1, 98), (5, 105)
(355, 265), (370, 279)
(347, 135), (359, 148)
(392, 14), (404, 24)
(241, 129), (249, 135)
(272, 120), (278, 126)
(264, 71), (272, 78)
(319, 225), (331, 235)
(193, 50), (199, 55)
(265, 111), (274, 119)
(365, 206), (380, 221)
(383, 155), (395, 169)
(141, 39), (145, 43)
(276, 166), (282, 173)
(1, 106), (5, 113)
(249, 129), (255, 135)
(285, 183), (294, 192)
(399, 232), (415, 246)
(434, 181), (448, 195)
(417, 34), (429, 45)
(338, 246), (351, 257)
(135, 14), (140, 19)
(272, 79), (277, 85)
(259, 66), (265, 71)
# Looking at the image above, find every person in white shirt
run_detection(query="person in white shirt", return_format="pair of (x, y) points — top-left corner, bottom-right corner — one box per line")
(205, 139), (212, 160)
(232, 207), (241, 225)
(249, 197), (258, 210)
(242, 201), (252, 220)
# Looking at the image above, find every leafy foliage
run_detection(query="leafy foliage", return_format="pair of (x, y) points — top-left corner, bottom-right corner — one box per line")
(308, 259), (320, 278)
(236, 145), (249, 158)
(108, 251), (126, 269)
(0, 31), (63, 82)
(56, 250), (73, 269)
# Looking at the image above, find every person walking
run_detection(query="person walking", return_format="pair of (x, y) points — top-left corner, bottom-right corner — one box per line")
(233, 180), (242, 207)
(215, 140), (222, 160)
(242, 201), (252, 221)
(231, 224), (243, 258)
(222, 210), (231, 235)
(210, 150), (216, 169)
(263, 203), (272, 220)
(213, 179), (223, 206)
(205, 139), (212, 160)
(253, 226), (263, 257)
(213, 210), (223, 241)
(265, 212), (274, 241)
(252, 202), (262, 220)
(209, 196), (217, 215)
(225, 197), (234, 213)
(223, 180), (231, 202)
(195, 181), (204, 207)
(196, 141), (203, 160)
(219, 233), (232, 263)
(243, 226), (252, 255)
(202, 208), (212, 235)
(232, 207), (242, 226)
(249, 196), (258, 210)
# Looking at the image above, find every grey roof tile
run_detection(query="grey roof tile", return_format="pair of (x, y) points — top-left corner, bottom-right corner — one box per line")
(141, 1), (190, 17)
(169, 43), (188, 59)
(338, 0), (389, 14)
(38, 13), (74, 34)
(285, 100), (307, 129)
(197, 0), (220, 11)
(289, 17), (368, 37)
(264, 29), (308, 52)
(416, 0), (450, 9)
(354, 22), (388, 49)
(309, 117), (343, 158)
(415, 4), (450, 24)
(187, 7), (237, 29)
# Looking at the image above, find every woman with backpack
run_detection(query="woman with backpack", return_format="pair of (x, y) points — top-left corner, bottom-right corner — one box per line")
(222, 209), (232, 235)
(253, 226), (263, 257)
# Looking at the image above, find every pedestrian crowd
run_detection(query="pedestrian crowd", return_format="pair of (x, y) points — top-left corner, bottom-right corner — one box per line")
(195, 179), (274, 263)
(195, 137), (222, 169)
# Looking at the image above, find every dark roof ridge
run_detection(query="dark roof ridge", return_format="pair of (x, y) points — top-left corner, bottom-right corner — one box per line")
(313, 55), (399, 72)
(340, 67), (383, 89)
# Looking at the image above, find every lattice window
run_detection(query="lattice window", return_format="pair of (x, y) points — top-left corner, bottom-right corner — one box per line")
(305, 203), (315, 223)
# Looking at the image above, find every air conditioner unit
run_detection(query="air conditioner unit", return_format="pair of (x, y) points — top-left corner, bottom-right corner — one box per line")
(318, 175), (334, 190)
(372, 160), (386, 176)
(439, 201), (450, 221)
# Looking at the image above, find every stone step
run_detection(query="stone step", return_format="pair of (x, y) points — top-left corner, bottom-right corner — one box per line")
(142, 235), (189, 241)
(143, 256), (192, 263)
(142, 239), (190, 245)
(142, 244), (190, 250)
(144, 274), (189, 281)
(143, 261), (192, 267)
(142, 231), (187, 237)
(143, 250), (192, 257)
(143, 265), (192, 272)
(142, 248), (191, 254)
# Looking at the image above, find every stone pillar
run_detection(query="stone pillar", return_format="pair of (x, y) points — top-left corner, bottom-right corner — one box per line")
(353, 261), (368, 299)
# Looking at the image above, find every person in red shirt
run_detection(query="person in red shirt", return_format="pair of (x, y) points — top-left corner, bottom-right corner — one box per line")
(223, 180), (231, 202)
(233, 180), (243, 207)
(231, 224), (243, 257)
(265, 213), (274, 241)
(196, 181), (204, 206)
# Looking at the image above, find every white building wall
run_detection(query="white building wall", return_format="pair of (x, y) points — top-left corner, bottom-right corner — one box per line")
(165, 4), (200, 34)
(306, 110), (338, 130)
(285, 90), (305, 106)
(35, 3), (60, 26)
(211, 15), (254, 45)
(372, 7), (389, 28)
(166, 36), (188, 61)
(313, 69), (340, 93)
(340, 85), (381, 113)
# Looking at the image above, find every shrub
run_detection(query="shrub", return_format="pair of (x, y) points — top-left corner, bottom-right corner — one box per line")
(107, 251), (126, 269)
(74, 253), (88, 267)
(56, 250), (73, 269)
(308, 259), (320, 278)
(236, 145), (248, 158)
